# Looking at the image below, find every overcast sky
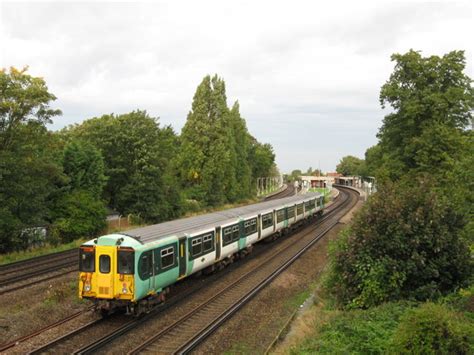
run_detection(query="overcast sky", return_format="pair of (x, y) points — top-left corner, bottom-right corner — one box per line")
(0, 0), (472, 173)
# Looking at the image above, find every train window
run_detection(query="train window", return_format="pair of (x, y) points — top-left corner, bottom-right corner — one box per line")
(191, 237), (202, 256)
(276, 209), (285, 223)
(203, 234), (213, 252)
(311, 199), (317, 208)
(118, 249), (134, 274)
(79, 247), (95, 272)
(287, 207), (295, 219)
(262, 213), (273, 229)
(232, 225), (240, 241)
(245, 218), (257, 235)
(161, 247), (175, 269)
(99, 255), (110, 273)
(244, 220), (252, 236)
(223, 227), (233, 245)
(304, 201), (311, 211)
(139, 251), (153, 280)
(297, 204), (304, 215)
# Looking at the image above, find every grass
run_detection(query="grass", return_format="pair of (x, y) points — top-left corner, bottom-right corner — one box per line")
(279, 286), (474, 355)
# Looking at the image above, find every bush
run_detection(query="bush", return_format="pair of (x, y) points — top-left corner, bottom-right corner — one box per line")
(325, 176), (472, 309)
(291, 301), (412, 354)
(391, 302), (473, 354)
(52, 190), (106, 242)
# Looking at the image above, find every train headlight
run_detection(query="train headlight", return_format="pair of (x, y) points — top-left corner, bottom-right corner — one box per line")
(122, 287), (127, 294)
(84, 284), (91, 292)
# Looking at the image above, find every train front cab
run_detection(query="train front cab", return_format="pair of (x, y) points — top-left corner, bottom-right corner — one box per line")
(79, 241), (135, 310)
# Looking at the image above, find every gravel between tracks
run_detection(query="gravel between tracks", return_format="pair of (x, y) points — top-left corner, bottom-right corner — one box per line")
(0, 271), (93, 353)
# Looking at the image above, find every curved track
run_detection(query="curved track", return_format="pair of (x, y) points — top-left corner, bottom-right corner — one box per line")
(263, 184), (296, 201)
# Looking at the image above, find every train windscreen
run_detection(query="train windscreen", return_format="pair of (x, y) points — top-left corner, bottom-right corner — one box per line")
(79, 247), (95, 272)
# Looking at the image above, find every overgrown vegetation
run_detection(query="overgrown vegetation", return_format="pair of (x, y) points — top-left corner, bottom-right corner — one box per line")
(326, 49), (473, 309)
(0, 69), (276, 253)
(288, 49), (474, 353)
(289, 288), (474, 354)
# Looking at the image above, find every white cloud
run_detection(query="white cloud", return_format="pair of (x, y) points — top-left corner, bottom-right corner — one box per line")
(0, 0), (472, 172)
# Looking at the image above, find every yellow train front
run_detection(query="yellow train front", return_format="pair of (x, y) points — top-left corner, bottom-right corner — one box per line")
(79, 233), (178, 315)
(78, 235), (137, 315)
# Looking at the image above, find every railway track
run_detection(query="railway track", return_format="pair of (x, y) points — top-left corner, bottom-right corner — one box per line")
(127, 188), (357, 354)
(0, 249), (78, 295)
(263, 184), (295, 201)
(27, 187), (356, 354)
(0, 306), (95, 353)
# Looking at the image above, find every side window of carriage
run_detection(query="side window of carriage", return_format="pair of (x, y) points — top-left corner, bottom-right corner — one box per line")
(262, 213), (273, 229)
(159, 245), (176, 271)
(276, 209), (285, 223)
(202, 233), (214, 252)
(139, 250), (153, 280)
(297, 203), (304, 215)
(223, 226), (233, 246)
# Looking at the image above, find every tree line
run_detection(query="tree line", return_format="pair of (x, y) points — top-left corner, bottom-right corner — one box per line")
(0, 70), (276, 252)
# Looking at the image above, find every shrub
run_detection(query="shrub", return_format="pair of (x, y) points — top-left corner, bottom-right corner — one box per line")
(325, 177), (472, 309)
(391, 302), (473, 354)
(52, 190), (106, 242)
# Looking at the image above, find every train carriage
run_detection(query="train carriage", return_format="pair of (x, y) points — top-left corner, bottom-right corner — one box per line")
(79, 192), (324, 315)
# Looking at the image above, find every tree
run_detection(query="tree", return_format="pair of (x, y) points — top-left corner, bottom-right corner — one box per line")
(178, 75), (233, 205)
(62, 110), (182, 222)
(249, 140), (276, 180)
(0, 67), (61, 150)
(377, 50), (473, 179)
(227, 101), (253, 199)
(336, 155), (364, 176)
(51, 191), (106, 243)
(62, 140), (107, 196)
(0, 68), (62, 252)
(47, 140), (108, 242)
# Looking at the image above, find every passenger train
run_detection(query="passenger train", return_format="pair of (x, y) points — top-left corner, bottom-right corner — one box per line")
(78, 192), (324, 315)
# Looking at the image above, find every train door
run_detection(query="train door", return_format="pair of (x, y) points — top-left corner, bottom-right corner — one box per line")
(257, 214), (262, 240)
(215, 227), (221, 260)
(95, 246), (115, 299)
(178, 237), (187, 278)
(273, 210), (276, 232)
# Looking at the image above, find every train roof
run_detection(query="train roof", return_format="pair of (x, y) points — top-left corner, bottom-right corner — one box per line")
(120, 192), (322, 244)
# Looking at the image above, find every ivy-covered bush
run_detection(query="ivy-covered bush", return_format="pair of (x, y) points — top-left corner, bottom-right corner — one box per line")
(325, 176), (472, 309)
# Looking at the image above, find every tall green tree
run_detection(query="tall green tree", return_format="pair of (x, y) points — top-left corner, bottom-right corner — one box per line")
(377, 50), (473, 179)
(48, 140), (108, 242)
(179, 75), (234, 205)
(62, 140), (107, 196)
(227, 101), (252, 199)
(63, 110), (182, 222)
(0, 67), (62, 252)
(336, 155), (365, 176)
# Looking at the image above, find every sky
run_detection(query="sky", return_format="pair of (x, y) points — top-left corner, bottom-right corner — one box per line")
(0, 0), (472, 173)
